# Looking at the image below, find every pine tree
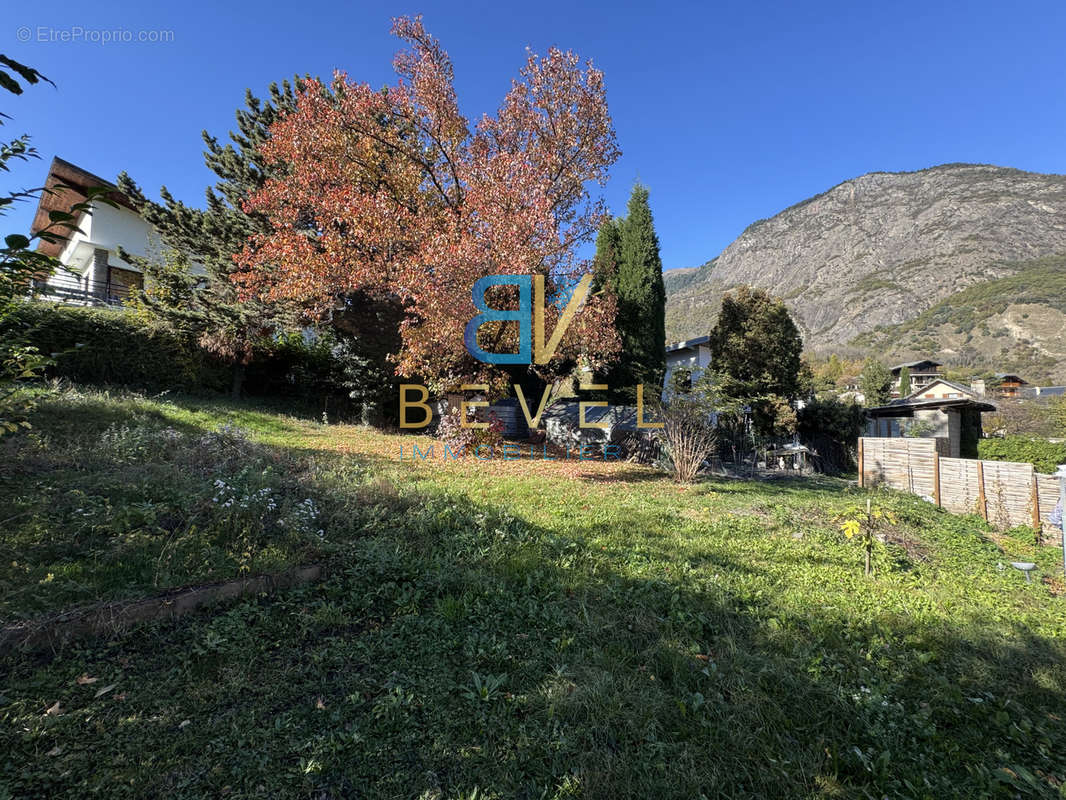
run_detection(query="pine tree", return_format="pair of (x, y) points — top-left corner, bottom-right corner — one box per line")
(116, 80), (310, 399)
(600, 184), (666, 400)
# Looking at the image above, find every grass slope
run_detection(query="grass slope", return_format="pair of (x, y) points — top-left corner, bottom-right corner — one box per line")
(1, 387), (1065, 798)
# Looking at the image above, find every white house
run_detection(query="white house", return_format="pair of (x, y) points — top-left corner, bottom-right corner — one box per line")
(664, 334), (712, 389)
(29, 157), (187, 305)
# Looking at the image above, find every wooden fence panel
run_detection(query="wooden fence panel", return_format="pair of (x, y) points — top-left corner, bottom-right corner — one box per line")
(860, 438), (938, 495)
(1037, 474), (1064, 546)
(939, 457), (981, 517)
(980, 460), (1038, 529)
(859, 438), (1064, 540)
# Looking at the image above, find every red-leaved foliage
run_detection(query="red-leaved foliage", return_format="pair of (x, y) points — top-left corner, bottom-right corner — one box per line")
(235, 16), (621, 390)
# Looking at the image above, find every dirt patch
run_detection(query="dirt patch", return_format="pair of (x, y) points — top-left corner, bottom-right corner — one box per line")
(2, 564), (325, 654)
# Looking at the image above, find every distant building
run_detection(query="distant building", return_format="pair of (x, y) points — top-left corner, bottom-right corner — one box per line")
(1032, 385), (1066, 398)
(889, 359), (943, 397)
(865, 378), (995, 458)
(664, 335), (711, 389)
(972, 374), (1032, 399)
(992, 373), (1029, 399)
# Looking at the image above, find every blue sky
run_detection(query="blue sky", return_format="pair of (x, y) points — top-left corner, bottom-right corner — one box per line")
(3, 0), (1065, 270)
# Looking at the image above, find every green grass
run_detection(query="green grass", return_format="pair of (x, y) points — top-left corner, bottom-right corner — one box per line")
(1, 386), (1065, 798)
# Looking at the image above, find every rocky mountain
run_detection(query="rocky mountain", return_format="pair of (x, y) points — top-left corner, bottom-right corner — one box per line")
(665, 163), (1066, 382)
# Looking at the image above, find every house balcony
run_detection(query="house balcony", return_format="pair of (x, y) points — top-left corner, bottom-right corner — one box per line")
(30, 279), (136, 308)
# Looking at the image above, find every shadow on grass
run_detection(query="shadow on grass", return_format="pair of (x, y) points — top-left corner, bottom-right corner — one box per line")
(577, 467), (668, 484)
(1, 459), (1064, 799)
(3, 389), (1064, 796)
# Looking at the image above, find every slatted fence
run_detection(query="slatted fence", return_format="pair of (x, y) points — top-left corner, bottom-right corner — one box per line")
(858, 437), (1064, 546)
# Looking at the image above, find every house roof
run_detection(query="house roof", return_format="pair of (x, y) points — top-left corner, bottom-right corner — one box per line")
(665, 335), (710, 353)
(890, 359), (943, 373)
(901, 378), (976, 401)
(866, 397), (996, 416)
(867, 378), (994, 416)
(866, 388), (996, 416)
(994, 373), (1028, 384)
(29, 157), (135, 258)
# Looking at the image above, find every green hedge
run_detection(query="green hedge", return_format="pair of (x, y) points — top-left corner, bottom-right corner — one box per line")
(978, 435), (1066, 474)
(3, 302), (229, 392)
(2, 302), (401, 420)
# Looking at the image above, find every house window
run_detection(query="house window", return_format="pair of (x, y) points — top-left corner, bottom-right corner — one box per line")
(106, 265), (143, 302)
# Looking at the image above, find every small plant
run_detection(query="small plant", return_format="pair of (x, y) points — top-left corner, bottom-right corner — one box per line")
(902, 419), (936, 438)
(97, 423), (183, 464)
(840, 498), (898, 576)
(193, 423), (259, 469)
(461, 671), (506, 703)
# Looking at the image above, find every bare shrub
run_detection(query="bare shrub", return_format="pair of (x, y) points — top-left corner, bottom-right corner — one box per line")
(657, 395), (718, 483)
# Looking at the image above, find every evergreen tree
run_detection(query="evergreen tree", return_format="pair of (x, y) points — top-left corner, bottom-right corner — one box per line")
(599, 184), (666, 400)
(859, 358), (892, 406)
(116, 80), (310, 398)
(898, 365), (912, 397)
(707, 286), (804, 438)
(592, 216), (620, 293)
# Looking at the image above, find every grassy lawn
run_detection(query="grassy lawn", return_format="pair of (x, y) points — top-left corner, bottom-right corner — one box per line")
(2, 385), (1065, 798)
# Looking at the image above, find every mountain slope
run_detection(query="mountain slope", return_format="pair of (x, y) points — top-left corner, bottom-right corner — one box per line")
(665, 164), (1066, 380)
(853, 256), (1066, 380)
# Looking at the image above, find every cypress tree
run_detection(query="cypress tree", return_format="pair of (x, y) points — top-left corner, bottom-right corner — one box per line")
(592, 216), (621, 294)
(898, 365), (912, 397)
(859, 358), (892, 406)
(604, 184), (666, 400)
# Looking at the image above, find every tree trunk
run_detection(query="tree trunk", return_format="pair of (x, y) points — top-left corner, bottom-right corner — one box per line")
(231, 362), (246, 401)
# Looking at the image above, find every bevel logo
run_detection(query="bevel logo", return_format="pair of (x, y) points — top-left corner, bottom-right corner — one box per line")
(398, 272), (661, 449)
(462, 273), (592, 365)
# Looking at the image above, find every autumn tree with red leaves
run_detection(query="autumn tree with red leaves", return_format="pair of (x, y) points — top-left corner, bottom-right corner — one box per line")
(236, 16), (621, 391)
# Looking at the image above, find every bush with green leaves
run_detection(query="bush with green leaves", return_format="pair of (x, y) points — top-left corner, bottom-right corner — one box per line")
(1, 303), (396, 419)
(978, 435), (1066, 474)
(1, 302), (226, 392)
